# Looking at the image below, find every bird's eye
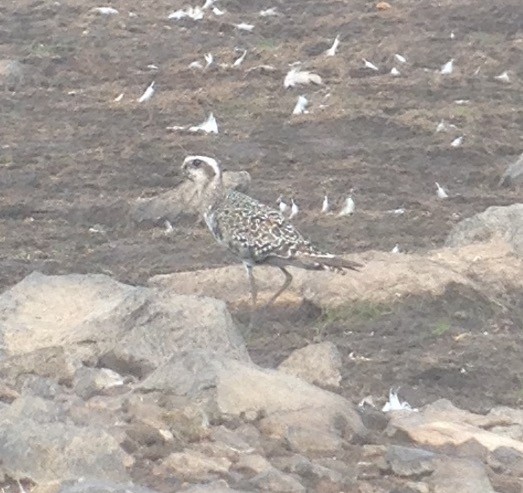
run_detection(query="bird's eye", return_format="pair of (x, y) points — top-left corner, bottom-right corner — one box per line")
(192, 159), (202, 168)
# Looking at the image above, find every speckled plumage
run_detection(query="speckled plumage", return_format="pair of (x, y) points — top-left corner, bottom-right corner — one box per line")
(182, 155), (361, 309)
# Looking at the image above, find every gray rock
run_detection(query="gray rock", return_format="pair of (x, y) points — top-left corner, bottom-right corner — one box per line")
(0, 59), (24, 90)
(278, 341), (342, 388)
(385, 445), (438, 477)
(0, 346), (80, 387)
(74, 367), (125, 399)
(59, 480), (160, 493)
(0, 396), (132, 483)
(179, 480), (249, 493)
(152, 449), (231, 481)
(140, 350), (366, 447)
(249, 468), (306, 492)
(0, 273), (249, 376)
(130, 171), (251, 225)
(428, 457), (495, 493)
(446, 203), (523, 256)
(499, 153), (523, 187)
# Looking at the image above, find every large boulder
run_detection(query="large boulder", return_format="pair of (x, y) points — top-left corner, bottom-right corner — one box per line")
(149, 239), (523, 308)
(0, 396), (132, 483)
(139, 350), (367, 453)
(0, 273), (249, 376)
(446, 204), (523, 256)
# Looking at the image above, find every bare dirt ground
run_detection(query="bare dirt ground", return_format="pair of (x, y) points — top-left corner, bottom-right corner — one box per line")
(1, 0), (523, 436)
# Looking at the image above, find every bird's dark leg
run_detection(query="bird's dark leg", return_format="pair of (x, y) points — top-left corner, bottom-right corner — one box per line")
(266, 267), (293, 307)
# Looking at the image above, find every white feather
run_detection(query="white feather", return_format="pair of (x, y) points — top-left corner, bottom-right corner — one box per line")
(235, 22), (254, 31)
(435, 182), (449, 199)
(390, 67), (400, 77)
(94, 7), (118, 15)
(394, 53), (407, 63)
(259, 7), (278, 16)
(324, 35), (340, 57)
(494, 71), (510, 83)
(284, 68), (322, 88)
(321, 195), (330, 214)
(391, 244), (400, 254)
(292, 95), (308, 115)
(113, 93), (124, 102)
(212, 6), (225, 15)
(440, 59), (454, 75)
(450, 136), (463, 148)
(204, 53), (213, 68)
(363, 58), (379, 71)
(137, 81), (155, 103)
(289, 199), (299, 219)
(233, 49), (247, 67)
(382, 389), (416, 412)
(338, 196), (355, 216)
(189, 113), (218, 134)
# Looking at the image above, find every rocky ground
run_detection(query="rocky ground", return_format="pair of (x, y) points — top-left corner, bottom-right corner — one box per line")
(1, 0), (523, 491)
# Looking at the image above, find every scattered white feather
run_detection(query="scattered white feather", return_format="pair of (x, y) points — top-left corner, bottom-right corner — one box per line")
(382, 389), (416, 412)
(454, 99), (469, 105)
(363, 58), (379, 71)
(450, 136), (463, 148)
(325, 35), (340, 57)
(394, 53), (407, 63)
(450, 31), (455, 39)
(235, 22), (254, 31)
(391, 244), (400, 254)
(137, 81), (155, 103)
(436, 182), (449, 199)
(390, 67), (400, 77)
(338, 196), (355, 216)
(201, 0), (215, 9)
(168, 6), (204, 20)
(204, 53), (213, 68)
(212, 6), (225, 15)
(277, 196), (289, 215)
(440, 59), (454, 75)
(321, 195), (330, 214)
(189, 112), (218, 134)
(189, 60), (203, 69)
(289, 199), (299, 220)
(435, 120), (446, 133)
(147, 64), (159, 70)
(113, 93), (124, 102)
(494, 71), (510, 83)
(386, 208), (406, 215)
(233, 49), (247, 67)
(292, 95), (308, 115)
(284, 68), (322, 88)
(128, 11), (137, 17)
(164, 220), (174, 235)
(259, 7), (278, 16)
(94, 6), (119, 15)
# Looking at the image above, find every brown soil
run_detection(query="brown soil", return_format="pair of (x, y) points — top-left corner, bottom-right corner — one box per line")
(1, 0), (522, 431)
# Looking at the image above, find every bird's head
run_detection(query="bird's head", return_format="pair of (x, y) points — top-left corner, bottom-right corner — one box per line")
(182, 155), (222, 184)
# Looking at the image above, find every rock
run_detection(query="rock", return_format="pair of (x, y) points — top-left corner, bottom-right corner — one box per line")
(499, 153), (523, 187)
(149, 239), (523, 308)
(428, 457), (495, 493)
(285, 426), (344, 455)
(0, 59), (24, 90)
(140, 351), (366, 453)
(278, 342), (342, 388)
(446, 204), (523, 256)
(0, 346), (80, 387)
(386, 400), (523, 456)
(58, 480), (161, 493)
(273, 454), (344, 484)
(0, 273), (249, 376)
(73, 367), (125, 399)
(152, 449), (231, 481)
(385, 445), (438, 477)
(249, 468), (306, 492)
(487, 446), (523, 476)
(233, 454), (272, 475)
(179, 480), (249, 493)
(130, 170), (251, 225)
(0, 396), (132, 483)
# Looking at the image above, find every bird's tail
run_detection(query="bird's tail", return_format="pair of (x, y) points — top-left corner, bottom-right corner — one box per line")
(286, 252), (362, 273)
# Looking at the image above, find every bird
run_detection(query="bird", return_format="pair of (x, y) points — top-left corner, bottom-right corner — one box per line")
(181, 155), (361, 310)
(289, 199), (299, 219)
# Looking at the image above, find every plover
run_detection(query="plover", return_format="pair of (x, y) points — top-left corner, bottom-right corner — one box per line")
(182, 155), (361, 309)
